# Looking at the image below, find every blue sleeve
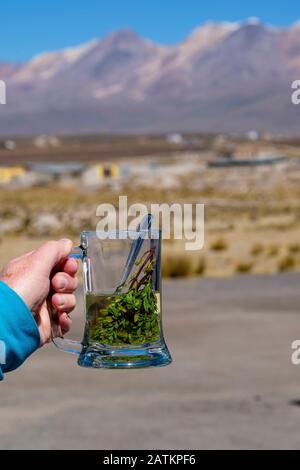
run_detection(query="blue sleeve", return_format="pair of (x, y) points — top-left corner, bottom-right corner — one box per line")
(0, 281), (40, 381)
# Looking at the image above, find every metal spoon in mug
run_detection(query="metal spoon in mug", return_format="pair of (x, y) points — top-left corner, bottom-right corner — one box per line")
(115, 214), (153, 292)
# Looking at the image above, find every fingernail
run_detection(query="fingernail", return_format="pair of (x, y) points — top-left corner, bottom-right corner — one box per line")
(57, 295), (65, 307)
(61, 238), (72, 246)
(57, 278), (67, 289)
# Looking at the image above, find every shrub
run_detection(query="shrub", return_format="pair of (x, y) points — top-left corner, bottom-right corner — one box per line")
(162, 254), (194, 278)
(267, 245), (279, 257)
(210, 238), (228, 252)
(278, 255), (296, 272)
(288, 243), (300, 255)
(251, 244), (264, 256)
(195, 257), (206, 276)
(235, 261), (253, 274)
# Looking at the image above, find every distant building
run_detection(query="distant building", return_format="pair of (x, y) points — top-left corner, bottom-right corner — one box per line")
(0, 166), (26, 184)
(27, 162), (84, 180)
(81, 163), (120, 188)
(33, 135), (61, 149)
(166, 133), (184, 145)
(261, 132), (274, 142)
(214, 134), (228, 147)
(4, 140), (16, 151)
(234, 144), (259, 159)
(0, 140), (17, 151)
(245, 130), (259, 141)
(208, 155), (287, 169)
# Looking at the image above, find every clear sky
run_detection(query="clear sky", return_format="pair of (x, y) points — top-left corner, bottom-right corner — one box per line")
(0, 0), (299, 62)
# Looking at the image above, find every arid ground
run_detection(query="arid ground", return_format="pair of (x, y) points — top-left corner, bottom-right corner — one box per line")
(1, 138), (300, 449)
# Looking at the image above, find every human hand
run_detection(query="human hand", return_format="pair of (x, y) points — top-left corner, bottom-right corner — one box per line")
(0, 240), (78, 346)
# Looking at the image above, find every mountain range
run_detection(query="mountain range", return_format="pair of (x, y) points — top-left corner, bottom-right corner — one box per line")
(0, 18), (300, 136)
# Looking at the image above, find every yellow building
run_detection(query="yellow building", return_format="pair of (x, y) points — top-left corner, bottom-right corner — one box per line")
(97, 163), (120, 179)
(0, 166), (25, 184)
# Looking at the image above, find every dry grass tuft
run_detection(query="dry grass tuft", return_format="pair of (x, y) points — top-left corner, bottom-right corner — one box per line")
(162, 253), (194, 279)
(235, 261), (254, 274)
(278, 255), (296, 272)
(195, 257), (206, 276)
(251, 244), (264, 256)
(210, 238), (228, 252)
(288, 243), (300, 255)
(267, 245), (280, 257)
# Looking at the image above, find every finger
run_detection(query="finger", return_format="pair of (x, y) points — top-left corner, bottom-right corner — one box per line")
(60, 258), (78, 277)
(58, 312), (72, 336)
(52, 293), (76, 312)
(34, 239), (73, 275)
(51, 272), (78, 293)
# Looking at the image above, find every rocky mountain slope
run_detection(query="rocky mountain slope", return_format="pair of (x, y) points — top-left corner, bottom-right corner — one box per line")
(0, 18), (299, 135)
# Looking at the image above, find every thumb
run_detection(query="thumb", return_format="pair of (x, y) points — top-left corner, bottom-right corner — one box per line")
(35, 239), (73, 275)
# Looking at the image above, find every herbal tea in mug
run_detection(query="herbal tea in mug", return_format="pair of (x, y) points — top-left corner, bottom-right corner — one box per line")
(51, 229), (172, 369)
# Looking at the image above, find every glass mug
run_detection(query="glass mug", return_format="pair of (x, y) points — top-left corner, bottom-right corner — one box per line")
(51, 230), (172, 369)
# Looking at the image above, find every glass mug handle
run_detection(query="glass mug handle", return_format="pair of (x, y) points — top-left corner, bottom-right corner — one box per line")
(50, 246), (83, 355)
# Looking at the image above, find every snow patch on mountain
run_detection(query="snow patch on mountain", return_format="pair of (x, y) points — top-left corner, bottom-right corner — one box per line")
(12, 39), (99, 83)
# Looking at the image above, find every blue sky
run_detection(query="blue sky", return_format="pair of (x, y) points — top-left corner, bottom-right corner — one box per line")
(0, 0), (299, 62)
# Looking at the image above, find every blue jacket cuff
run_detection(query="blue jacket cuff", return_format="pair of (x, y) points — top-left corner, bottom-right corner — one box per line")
(0, 281), (40, 380)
